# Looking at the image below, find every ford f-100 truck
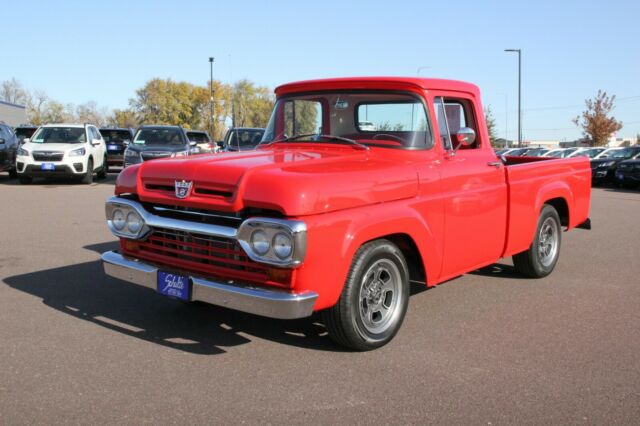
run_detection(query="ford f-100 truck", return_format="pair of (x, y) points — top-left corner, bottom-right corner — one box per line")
(102, 77), (591, 350)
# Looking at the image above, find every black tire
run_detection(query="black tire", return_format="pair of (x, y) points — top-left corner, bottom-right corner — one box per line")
(513, 204), (562, 278)
(9, 167), (17, 178)
(18, 176), (32, 185)
(97, 156), (108, 179)
(322, 239), (410, 351)
(81, 159), (93, 184)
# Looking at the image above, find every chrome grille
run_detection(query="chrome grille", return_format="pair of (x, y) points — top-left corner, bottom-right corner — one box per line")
(33, 151), (64, 161)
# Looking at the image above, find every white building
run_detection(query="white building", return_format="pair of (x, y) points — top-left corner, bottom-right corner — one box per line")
(0, 100), (28, 127)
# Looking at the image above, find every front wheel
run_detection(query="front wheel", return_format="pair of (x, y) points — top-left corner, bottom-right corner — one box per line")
(513, 204), (562, 278)
(81, 159), (94, 184)
(322, 239), (410, 351)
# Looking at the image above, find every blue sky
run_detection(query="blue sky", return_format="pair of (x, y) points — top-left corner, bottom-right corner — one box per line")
(3, 0), (639, 141)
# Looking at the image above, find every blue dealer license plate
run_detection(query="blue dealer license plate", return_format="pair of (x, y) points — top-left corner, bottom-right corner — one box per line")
(107, 144), (119, 151)
(41, 163), (55, 170)
(157, 271), (190, 301)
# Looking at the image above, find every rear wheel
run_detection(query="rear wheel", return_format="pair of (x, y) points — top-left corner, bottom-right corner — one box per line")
(81, 159), (93, 184)
(322, 239), (410, 351)
(513, 204), (562, 278)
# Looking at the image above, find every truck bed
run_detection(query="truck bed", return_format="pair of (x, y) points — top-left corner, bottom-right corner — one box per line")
(502, 155), (592, 257)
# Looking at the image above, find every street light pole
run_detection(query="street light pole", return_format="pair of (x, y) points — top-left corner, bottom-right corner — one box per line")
(504, 49), (521, 147)
(209, 57), (215, 138)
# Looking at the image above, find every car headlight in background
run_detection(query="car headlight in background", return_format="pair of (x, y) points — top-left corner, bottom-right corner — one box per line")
(172, 151), (188, 157)
(17, 147), (30, 157)
(105, 200), (149, 239)
(68, 147), (86, 157)
(124, 149), (139, 160)
(237, 218), (306, 267)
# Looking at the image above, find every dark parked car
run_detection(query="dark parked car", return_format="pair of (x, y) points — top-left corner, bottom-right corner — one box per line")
(124, 125), (197, 167)
(222, 127), (265, 151)
(14, 124), (38, 145)
(186, 130), (215, 153)
(590, 146), (640, 185)
(100, 127), (134, 168)
(614, 152), (640, 188)
(0, 122), (19, 177)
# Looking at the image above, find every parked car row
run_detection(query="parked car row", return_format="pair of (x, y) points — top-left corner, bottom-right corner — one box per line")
(495, 145), (640, 189)
(1, 122), (267, 184)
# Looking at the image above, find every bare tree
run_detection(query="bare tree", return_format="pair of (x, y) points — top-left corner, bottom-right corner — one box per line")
(573, 90), (623, 146)
(0, 78), (29, 105)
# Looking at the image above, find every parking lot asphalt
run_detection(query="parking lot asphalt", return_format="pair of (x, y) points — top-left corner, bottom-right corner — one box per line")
(0, 174), (638, 425)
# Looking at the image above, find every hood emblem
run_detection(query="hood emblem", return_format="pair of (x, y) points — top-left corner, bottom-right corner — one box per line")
(174, 180), (193, 199)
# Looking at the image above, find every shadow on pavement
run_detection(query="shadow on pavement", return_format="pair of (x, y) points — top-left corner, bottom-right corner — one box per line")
(469, 263), (529, 280)
(3, 241), (342, 355)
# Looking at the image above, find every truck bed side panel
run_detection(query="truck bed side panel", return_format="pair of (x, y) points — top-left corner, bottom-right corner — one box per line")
(503, 157), (591, 257)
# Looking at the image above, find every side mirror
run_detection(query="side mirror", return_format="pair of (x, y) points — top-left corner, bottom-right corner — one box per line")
(216, 141), (224, 148)
(455, 127), (476, 148)
(123, 139), (131, 146)
(0, 138), (5, 144)
(189, 140), (197, 147)
(91, 139), (101, 146)
(23, 138), (30, 144)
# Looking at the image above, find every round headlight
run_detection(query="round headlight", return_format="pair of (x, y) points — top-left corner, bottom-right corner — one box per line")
(272, 232), (293, 259)
(250, 230), (270, 255)
(126, 211), (143, 233)
(112, 209), (126, 230)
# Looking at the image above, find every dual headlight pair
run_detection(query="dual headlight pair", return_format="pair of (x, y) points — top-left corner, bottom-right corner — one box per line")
(105, 202), (148, 239)
(237, 219), (306, 266)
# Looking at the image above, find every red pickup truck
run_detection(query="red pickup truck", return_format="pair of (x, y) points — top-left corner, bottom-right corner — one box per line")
(102, 77), (591, 350)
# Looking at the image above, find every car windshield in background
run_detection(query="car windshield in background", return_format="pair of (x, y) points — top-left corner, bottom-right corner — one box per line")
(187, 132), (210, 143)
(134, 128), (184, 145)
(102, 130), (131, 143)
(261, 91), (432, 149)
(610, 148), (640, 159)
(31, 127), (85, 144)
(229, 130), (264, 147)
(15, 128), (36, 141)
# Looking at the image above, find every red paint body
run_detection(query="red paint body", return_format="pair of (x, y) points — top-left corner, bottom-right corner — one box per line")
(115, 77), (591, 311)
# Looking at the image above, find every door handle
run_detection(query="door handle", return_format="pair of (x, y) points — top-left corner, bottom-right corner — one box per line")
(487, 161), (502, 168)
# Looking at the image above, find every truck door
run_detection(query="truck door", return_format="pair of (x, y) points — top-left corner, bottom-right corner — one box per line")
(431, 94), (508, 279)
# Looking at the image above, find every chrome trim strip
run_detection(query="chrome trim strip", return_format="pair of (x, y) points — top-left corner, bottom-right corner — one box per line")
(101, 251), (317, 320)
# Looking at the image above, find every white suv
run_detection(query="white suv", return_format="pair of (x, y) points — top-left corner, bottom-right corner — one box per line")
(16, 123), (108, 184)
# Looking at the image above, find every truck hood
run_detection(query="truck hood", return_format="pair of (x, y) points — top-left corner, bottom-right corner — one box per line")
(130, 145), (419, 216)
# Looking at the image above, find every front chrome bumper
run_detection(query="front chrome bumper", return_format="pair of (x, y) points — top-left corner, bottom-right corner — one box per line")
(101, 251), (318, 319)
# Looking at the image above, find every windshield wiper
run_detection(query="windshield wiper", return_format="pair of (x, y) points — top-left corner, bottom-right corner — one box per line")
(261, 133), (369, 150)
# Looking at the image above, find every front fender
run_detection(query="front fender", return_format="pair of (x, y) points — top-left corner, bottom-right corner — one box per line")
(294, 199), (443, 311)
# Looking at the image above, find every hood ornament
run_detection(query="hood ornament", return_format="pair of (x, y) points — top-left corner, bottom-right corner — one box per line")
(174, 180), (193, 199)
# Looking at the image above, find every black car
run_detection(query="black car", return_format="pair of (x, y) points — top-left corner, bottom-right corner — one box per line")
(14, 124), (38, 145)
(614, 152), (640, 188)
(124, 125), (196, 167)
(100, 127), (134, 168)
(590, 146), (640, 185)
(0, 122), (19, 177)
(223, 127), (265, 152)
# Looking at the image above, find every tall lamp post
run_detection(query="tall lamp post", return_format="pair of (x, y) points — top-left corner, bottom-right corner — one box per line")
(504, 49), (521, 147)
(209, 57), (215, 138)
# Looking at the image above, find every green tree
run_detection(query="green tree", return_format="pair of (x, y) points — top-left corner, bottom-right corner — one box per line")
(108, 109), (139, 128)
(232, 80), (274, 129)
(573, 90), (623, 146)
(484, 106), (498, 147)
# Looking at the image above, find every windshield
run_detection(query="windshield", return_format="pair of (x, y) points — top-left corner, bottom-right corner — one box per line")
(261, 91), (432, 149)
(187, 132), (211, 143)
(228, 129), (264, 147)
(101, 130), (131, 143)
(133, 128), (185, 146)
(15, 127), (36, 141)
(610, 148), (640, 159)
(31, 127), (86, 144)
(575, 148), (604, 158)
